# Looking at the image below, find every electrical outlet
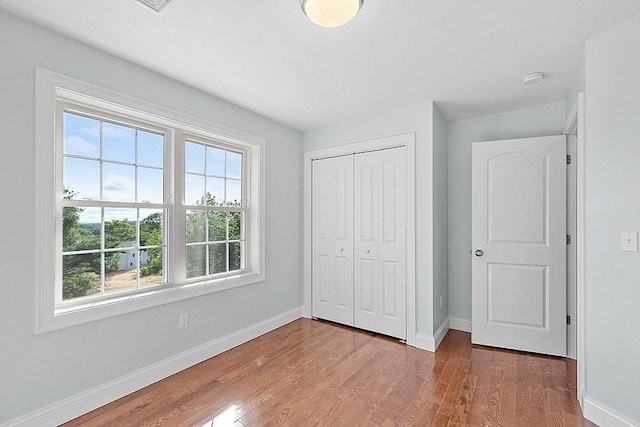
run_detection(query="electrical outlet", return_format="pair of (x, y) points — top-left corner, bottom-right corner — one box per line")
(439, 296), (443, 308)
(179, 314), (188, 330)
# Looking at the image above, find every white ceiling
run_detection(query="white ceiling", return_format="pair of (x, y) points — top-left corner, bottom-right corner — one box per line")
(1, 0), (639, 130)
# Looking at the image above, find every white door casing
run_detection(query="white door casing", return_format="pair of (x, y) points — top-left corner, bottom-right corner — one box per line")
(472, 135), (567, 356)
(312, 155), (354, 326)
(566, 132), (577, 359)
(354, 147), (407, 339)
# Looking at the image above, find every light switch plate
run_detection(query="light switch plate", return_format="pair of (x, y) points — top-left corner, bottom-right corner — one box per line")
(621, 231), (639, 252)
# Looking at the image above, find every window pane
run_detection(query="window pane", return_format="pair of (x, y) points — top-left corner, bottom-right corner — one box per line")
(103, 122), (135, 164)
(228, 212), (242, 241)
(63, 113), (100, 158)
(63, 207), (100, 252)
(63, 253), (100, 300)
(77, 206), (101, 225)
(104, 208), (137, 249)
(209, 243), (226, 275)
(229, 242), (242, 272)
(141, 247), (164, 287)
(186, 211), (206, 243)
(64, 157), (100, 200)
(140, 209), (163, 246)
(206, 146), (225, 177)
(226, 151), (242, 179)
(103, 162), (136, 202)
(186, 245), (206, 278)
(208, 211), (226, 242)
(138, 130), (164, 168)
(105, 251), (137, 294)
(185, 174), (205, 205)
(137, 167), (163, 203)
(185, 141), (205, 174)
(206, 177), (225, 206)
(226, 179), (242, 207)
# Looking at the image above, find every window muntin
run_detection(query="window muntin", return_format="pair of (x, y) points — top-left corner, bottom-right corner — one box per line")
(59, 111), (167, 304)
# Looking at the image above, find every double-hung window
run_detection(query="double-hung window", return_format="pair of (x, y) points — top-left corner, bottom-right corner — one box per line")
(36, 70), (265, 332)
(183, 139), (246, 279)
(59, 110), (168, 303)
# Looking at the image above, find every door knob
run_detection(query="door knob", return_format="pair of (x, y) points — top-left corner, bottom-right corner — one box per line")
(339, 248), (344, 252)
(365, 249), (370, 254)
(474, 249), (484, 257)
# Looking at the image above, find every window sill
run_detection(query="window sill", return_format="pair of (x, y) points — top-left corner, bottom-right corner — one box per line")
(38, 272), (265, 334)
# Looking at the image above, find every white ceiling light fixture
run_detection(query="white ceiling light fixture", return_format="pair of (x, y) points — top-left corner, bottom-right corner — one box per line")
(522, 72), (545, 85)
(302, 0), (363, 28)
(136, 0), (173, 13)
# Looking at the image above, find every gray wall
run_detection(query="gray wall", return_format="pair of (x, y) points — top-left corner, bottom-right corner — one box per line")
(303, 103), (435, 337)
(447, 101), (566, 320)
(0, 11), (303, 422)
(432, 105), (449, 330)
(584, 14), (640, 423)
(565, 53), (586, 116)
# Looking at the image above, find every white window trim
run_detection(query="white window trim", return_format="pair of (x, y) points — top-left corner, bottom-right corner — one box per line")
(35, 68), (266, 333)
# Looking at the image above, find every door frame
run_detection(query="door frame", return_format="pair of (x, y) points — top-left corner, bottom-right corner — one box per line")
(564, 93), (586, 406)
(303, 133), (417, 346)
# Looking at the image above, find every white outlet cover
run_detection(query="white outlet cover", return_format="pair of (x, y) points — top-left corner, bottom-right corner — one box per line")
(621, 231), (639, 252)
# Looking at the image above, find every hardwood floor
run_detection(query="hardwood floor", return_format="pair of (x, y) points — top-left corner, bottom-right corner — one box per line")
(64, 319), (595, 426)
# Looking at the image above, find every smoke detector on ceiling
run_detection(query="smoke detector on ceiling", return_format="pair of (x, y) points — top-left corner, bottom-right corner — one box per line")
(522, 72), (545, 85)
(136, 0), (173, 13)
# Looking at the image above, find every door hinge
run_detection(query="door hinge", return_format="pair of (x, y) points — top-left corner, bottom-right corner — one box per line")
(566, 155), (572, 165)
(566, 235), (571, 245)
(567, 315), (571, 325)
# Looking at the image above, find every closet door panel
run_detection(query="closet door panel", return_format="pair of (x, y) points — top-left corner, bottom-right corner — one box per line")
(312, 155), (354, 326)
(354, 147), (406, 339)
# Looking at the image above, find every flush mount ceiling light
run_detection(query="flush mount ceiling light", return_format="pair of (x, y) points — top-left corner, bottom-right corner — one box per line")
(302, 0), (363, 28)
(136, 0), (173, 13)
(522, 72), (545, 85)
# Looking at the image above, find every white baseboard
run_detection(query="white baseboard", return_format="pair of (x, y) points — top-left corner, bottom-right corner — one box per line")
(583, 397), (640, 427)
(449, 316), (472, 333)
(414, 318), (449, 352)
(2, 308), (302, 427)
(415, 333), (436, 352)
(433, 318), (449, 350)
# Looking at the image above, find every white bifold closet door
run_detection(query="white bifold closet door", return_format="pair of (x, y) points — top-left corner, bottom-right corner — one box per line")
(312, 155), (354, 326)
(354, 148), (407, 339)
(312, 147), (406, 340)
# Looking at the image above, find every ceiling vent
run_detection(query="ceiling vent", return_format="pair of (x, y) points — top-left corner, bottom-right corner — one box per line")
(136, 0), (173, 13)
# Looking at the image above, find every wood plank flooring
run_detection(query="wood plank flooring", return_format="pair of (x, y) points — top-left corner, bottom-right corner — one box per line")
(64, 319), (595, 426)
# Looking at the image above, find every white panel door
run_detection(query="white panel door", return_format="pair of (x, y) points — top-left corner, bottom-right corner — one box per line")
(312, 155), (354, 326)
(472, 135), (566, 356)
(354, 147), (406, 339)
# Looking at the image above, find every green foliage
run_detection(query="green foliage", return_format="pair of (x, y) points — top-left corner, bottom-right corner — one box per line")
(62, 190), (101, 299)
(103, 219), (136, 273)
(105, 219), (136, 248)
(141, 247), (163, 277)
(185, 193), (242, 278)
(140, 212), (162, 239)
(63, 271), (99, 300)
(140, 212), (163, 277)
(62, 188), (165, 296)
